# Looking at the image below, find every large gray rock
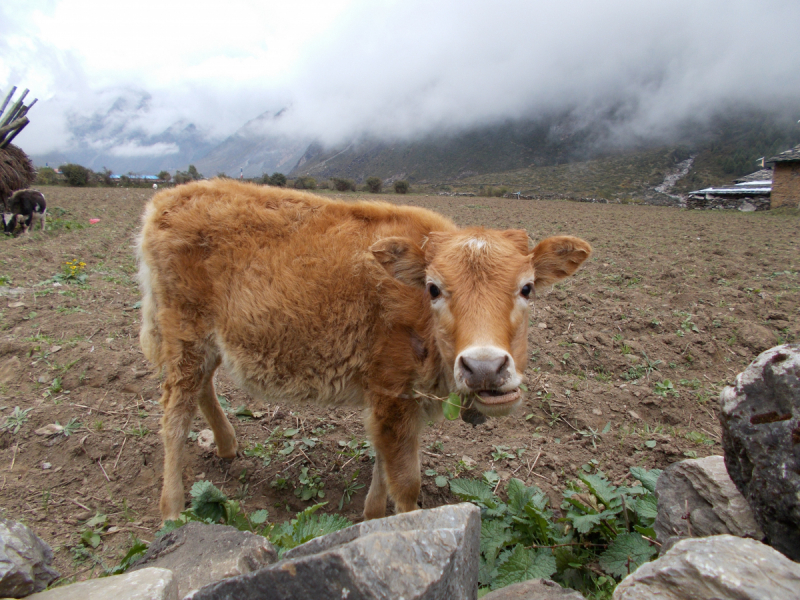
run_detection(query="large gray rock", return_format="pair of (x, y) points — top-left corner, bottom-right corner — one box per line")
(0, 518), (59, 597)
(719, 343), (800, 560)
(481, 578), (586, 599)
(613, 535), (800, 600)
(654, 455), (763, 553)
(190, 503), (481, 600)
(129, 522), (277, 598)
(24, 567), (177, 600)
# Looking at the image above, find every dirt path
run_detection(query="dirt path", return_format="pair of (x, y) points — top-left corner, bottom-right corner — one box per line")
(0, 186), (797, 582)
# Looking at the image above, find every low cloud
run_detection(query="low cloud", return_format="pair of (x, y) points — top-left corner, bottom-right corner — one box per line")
(108, 141), (180, 157)
(4, 0), (800, 156)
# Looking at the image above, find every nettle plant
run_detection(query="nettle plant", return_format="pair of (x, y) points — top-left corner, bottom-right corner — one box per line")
(159, 480), (352, 558)
(449, 466), (661, 598)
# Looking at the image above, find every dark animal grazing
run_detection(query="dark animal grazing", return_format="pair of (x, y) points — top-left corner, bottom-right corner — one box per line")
(137, 180), (592, 521)
(4, 189), (47, 234)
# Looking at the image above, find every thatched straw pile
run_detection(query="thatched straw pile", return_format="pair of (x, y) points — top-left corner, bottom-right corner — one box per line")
(0, 144), (35, 204)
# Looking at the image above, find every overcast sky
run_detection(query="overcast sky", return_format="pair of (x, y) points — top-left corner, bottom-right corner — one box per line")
(2, 0), (799, 155)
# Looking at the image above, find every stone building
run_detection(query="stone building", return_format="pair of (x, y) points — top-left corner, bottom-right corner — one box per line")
(686, 177), (771, 211)
(767, 144), (800, 208)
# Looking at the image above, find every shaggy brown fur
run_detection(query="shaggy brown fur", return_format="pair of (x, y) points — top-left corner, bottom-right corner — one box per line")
(137, 179), (591, 521)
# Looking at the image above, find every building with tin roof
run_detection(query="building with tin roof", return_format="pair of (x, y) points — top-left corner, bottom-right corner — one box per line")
(766, 144), (800, 209)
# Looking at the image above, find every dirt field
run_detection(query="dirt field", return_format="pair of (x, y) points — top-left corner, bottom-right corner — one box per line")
(0, 185), (797, 582)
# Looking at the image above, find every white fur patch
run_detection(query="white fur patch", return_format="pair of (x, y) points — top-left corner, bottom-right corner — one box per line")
(462, 237), (489, 252)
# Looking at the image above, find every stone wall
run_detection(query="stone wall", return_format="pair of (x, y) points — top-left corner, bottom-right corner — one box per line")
(770, 162), (800, 209)
(686, 195), (770, 211)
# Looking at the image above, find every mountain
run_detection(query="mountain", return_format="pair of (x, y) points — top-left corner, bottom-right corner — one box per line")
(289, 112), (618, 184)
(30, 89), (219, 175)
(193, 109), (309, 179)
(289, 108), (800, 199)
(28, 89), (800, 200)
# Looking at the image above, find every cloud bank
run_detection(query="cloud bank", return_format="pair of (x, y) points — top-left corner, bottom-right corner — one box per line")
(3, 0), (799, 156)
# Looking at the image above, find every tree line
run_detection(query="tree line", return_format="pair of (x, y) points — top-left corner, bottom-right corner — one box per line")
(35, 163), (411, 194)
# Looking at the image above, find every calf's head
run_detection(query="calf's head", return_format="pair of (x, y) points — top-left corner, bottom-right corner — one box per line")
(371, 228), (591, 417)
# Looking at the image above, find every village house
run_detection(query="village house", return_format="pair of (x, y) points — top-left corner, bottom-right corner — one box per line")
(766, 144), (800, 208)
(686, 173), (772, 211)
(687, 143), (800, 211)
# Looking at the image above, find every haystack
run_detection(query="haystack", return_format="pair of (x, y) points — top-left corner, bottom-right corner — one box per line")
(0, 86), (37, 204)
(0, 144), (35, 202)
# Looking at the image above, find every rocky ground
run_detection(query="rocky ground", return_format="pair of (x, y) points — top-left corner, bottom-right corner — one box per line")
(0, 186), (797, 583)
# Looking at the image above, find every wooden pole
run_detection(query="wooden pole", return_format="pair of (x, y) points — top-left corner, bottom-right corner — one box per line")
(0, 120), (30, 149)
(0, 89), (28, 128)
(0, 117), (28, 140)
(0, 87), (17, 117)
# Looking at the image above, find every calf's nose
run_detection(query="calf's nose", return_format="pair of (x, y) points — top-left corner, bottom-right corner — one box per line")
(459, 354), (509, 389)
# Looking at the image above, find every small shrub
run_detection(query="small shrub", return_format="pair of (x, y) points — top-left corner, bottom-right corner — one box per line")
(60, 163), (91, 187)
(365, 177), (383, 194)
(294, 176), (317, 190)
(267, 173), (287, 187)
(34, 167), (59, 186)
(394, 180), (410, 194)
(332, 178), (356, 192)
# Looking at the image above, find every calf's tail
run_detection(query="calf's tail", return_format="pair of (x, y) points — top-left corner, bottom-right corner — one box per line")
(136, 208), (163, 369)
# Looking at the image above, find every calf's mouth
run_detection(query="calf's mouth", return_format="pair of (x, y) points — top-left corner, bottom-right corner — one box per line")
(475, 388), (520, 405)
(466, 388), (522, 418)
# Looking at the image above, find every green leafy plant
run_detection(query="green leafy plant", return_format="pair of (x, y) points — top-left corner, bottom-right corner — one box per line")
(59, 417), (82, 436)
(54, 259), (88, 284)
(295, 466), (325, 502)
(157, 481), (352, 563)
(653, 380), (678, 397)
(450, 467), (661, 597)
(339, 470), (365, 509)
(125, 424), (150, 438)
(2, 406), (32, 434)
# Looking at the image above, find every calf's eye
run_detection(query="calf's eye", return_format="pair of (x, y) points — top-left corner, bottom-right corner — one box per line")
(521, 284), (533, 298)
(427, 283), (441, 299)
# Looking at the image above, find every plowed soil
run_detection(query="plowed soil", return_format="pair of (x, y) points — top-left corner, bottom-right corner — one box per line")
(0, 186), (797, 582)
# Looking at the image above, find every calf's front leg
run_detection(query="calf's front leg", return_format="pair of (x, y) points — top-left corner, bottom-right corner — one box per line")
(364, 396), (422, 519)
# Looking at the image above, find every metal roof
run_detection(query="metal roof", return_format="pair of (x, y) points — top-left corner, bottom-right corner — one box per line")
(689, 185), (771, 196)
(767, 144), (800, 164)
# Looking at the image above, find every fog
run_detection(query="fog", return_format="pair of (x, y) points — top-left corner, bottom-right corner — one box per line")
(3, 0), (799, 156)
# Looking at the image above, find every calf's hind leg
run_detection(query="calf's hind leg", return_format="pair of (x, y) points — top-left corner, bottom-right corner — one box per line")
(196, 356), (237, 459)
(159, 352), (237, 521)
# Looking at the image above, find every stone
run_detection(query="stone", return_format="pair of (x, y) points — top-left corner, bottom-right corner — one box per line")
(191, 503), (480, 600)
(736, 322), (777, 354)
(719, 344), (800, 560)
(0, 518), (59, 597)
(196, 429), (215, 450)
(613, 535), (800, 600)
(24, 567), (177, 600)
(482, 578), (586, 599)
(128, 522), (277, 598)
(654, 455), (763, 553)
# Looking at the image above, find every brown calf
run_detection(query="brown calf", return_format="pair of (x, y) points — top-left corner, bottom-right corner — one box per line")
(137, 179), (591, 521)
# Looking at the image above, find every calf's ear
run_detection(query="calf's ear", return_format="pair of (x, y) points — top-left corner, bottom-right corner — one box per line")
(370, 237), (427, 287)
(531, 236), (592, 292)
